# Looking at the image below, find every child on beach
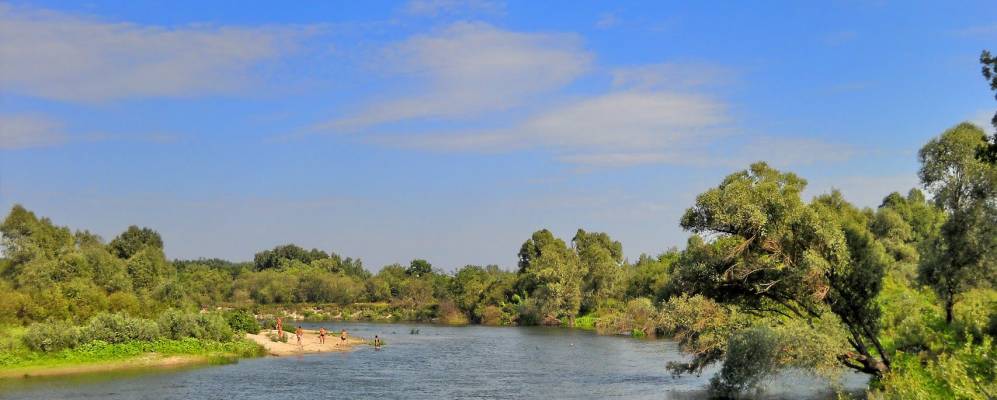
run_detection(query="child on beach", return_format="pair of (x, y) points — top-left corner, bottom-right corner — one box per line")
(295, 326), (303, 347)
(319, 327), (326, 344)
(340, 329), (348, 341)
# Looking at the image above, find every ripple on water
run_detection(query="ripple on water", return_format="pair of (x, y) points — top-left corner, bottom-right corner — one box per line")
(0, 322), (867, 400)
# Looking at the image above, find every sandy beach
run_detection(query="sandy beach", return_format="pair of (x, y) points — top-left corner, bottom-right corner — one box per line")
(246, 329), (366, 356)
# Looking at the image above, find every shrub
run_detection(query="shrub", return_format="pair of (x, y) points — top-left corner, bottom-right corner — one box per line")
(437, 300), (469, 325)
(80, 312), (160, 344)
(480, 305), (504, 326)
(22, 320), (81, 352)
(157, 309), (234, 342)
(267, 332), (287, 343)
(224, 310), (260, 334)
(107, 291), (141, 315)
(709, 326), (780, 397)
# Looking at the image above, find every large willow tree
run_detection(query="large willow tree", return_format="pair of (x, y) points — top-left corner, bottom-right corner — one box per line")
(673, 162), (892, 375)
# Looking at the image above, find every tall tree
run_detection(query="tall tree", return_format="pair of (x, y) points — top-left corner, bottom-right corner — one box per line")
(917, 123), (997, 323)
(517, 229), (585, 323)
(108, 226), (163, 259)
(253, 244), (327, 270)
(572, 229), (623, 312)
(675, 163), (892, 375)
(406, 259), (433, 277)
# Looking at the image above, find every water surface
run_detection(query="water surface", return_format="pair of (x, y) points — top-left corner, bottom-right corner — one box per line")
(0, 322), (866, 399)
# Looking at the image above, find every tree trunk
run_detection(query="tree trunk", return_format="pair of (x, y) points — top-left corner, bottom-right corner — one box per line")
(945, 297), (954, 325)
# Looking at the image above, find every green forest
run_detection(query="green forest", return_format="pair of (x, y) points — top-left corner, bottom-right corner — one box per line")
(2, 55), (997, 399)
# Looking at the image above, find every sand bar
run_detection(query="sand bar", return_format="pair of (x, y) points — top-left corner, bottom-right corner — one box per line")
(245, 329), (365, 356)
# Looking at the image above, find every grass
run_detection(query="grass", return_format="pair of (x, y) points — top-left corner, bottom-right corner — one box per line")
(0, 337), (265, 372)
(572, 315), (598, 331)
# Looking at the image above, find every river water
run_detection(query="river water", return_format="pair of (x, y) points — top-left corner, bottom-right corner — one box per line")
(0, 322), (867, 399)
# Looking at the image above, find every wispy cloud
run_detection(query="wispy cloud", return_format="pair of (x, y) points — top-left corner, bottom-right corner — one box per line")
(0, 114), (66, 149)
(611, 62), (732, 90)
(596, 13), (621, 29)
(312, 22), (592, 132)
(404, 0), (505, 16)
(0, 4), (309, 102)
(377, 90), (728, 153)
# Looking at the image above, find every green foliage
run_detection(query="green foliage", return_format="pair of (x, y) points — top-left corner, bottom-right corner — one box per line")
(573, 229), (624, 313)
(253, 244), (328, 271)
(675, 163), (891, 375)
(624, 251), (677, 301)
(659, 294), (749, 375)
(517, 229), (585, 324)
(224, 310), (261, 334)
(108, 226), (163, 259)
(0, 338), (265, 370)
(874, 337), (997, 400)
(710, 326), (781, 396)
(81, 312), (160, 344)
(156, 309), (233, 342)
(918, 123), (997, 324)
(406, 259), (433, 277)
(22, 320), (81, 352)
(978, 49), (997, 163)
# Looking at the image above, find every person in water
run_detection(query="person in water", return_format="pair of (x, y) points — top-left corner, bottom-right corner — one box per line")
(340, 329), (348, 341)
(295, 326), (303, 346)
(319, 327), (327, 344)
(373, 335), (382, 349)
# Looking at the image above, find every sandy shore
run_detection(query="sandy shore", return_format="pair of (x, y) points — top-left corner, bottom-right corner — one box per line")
(246, 329), (365, 356)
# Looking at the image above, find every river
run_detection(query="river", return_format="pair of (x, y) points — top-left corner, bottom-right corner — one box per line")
(0, 322), (868, 399)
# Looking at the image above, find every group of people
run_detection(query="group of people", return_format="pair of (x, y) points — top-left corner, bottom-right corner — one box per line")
(275, 317), (355, 347)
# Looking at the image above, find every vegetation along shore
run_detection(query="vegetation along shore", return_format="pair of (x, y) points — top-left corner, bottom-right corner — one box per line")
(2, 57), (996, 395)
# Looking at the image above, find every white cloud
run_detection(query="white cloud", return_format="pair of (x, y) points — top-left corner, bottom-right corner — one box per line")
(317, 22), (592, 131)
(380, 90), (728, 153)
(0, 4), (304, 102)
(0, 114), (66, 149)
(404, 0), (504, 16)
(611, 63), (731, 90)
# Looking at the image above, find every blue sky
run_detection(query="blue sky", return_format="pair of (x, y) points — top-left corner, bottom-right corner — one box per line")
(1, 0), (995, 270)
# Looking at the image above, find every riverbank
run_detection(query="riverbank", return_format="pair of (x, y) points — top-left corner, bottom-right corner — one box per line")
(0, 338), (265, 380)
(246, 329), (366, 356)
(0, 353), (214, 379)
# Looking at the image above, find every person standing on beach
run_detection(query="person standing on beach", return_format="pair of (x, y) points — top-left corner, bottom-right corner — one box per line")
(319, 327), (326, 344)
(295, 326), (303, 347)
(340, 329), (348, 341)
(276, 317), (284, 340)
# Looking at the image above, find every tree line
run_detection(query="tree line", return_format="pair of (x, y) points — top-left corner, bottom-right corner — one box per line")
(1, 51), (995, 399)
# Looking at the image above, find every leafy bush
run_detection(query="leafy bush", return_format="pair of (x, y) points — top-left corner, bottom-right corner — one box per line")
(80, 312), (159, 344)
(873, 337), (997, 400)
(710, 326), (780, 397)
(22, 320), (81, 352)
(224, 310), (260, 334)
(267, 332), (287, 343)
(157, 309), (234, 342)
